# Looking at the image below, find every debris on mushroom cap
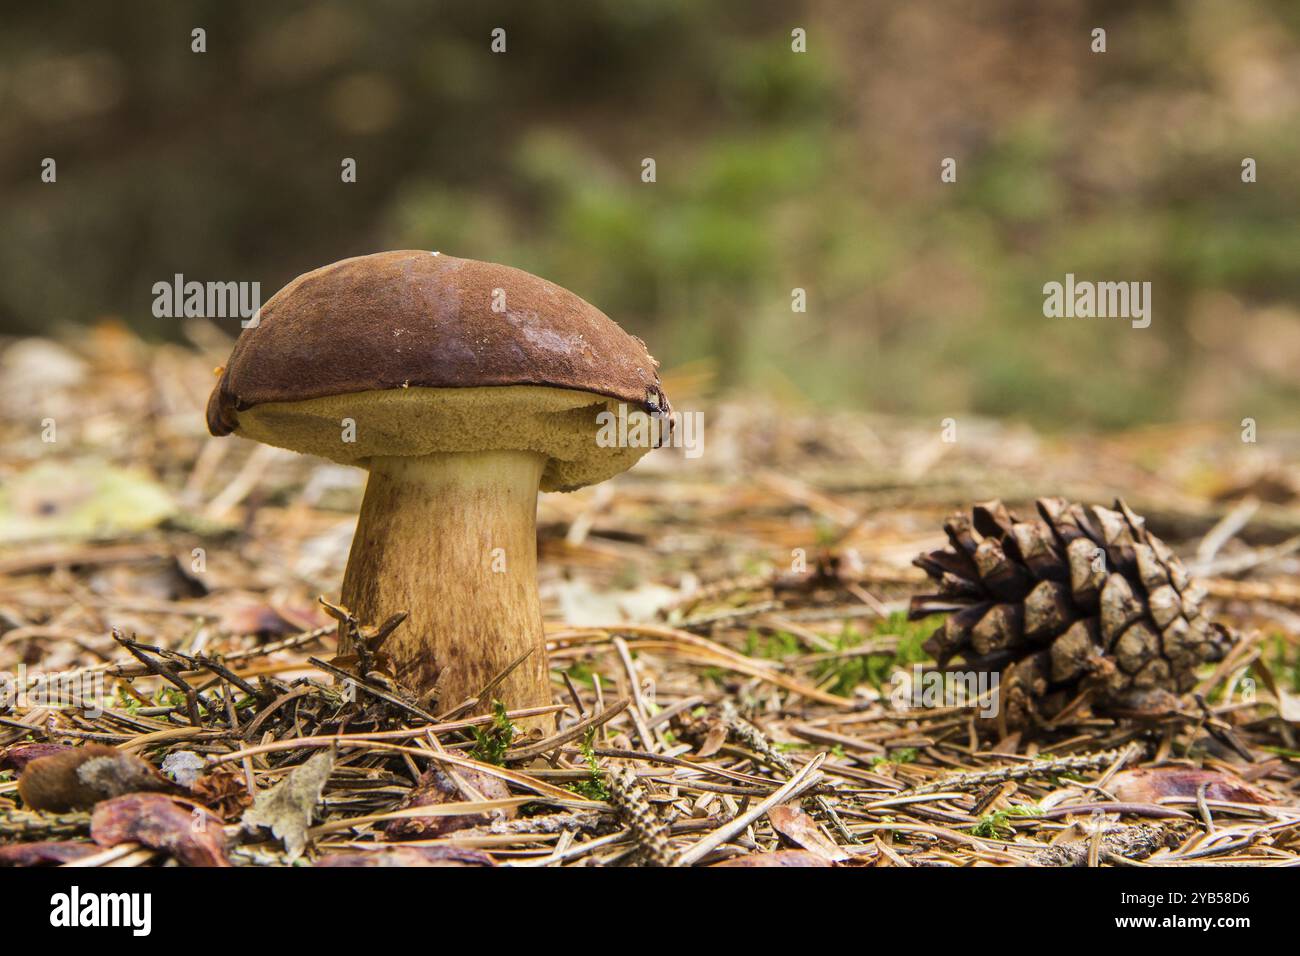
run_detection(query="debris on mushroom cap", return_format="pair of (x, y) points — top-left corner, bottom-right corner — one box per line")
(206, 251), (672, 491)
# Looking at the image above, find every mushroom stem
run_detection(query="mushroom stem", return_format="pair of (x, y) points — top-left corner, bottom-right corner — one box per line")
(339, 449), (553, 731)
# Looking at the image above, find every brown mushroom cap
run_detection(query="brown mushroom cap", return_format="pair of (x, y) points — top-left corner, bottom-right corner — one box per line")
(206, 251), (671, 491)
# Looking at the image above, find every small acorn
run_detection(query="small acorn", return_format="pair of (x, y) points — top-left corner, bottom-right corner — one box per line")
(17, 744), (177, 812)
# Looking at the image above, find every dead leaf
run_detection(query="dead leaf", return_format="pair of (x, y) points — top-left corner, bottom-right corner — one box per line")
(551, 578), (684, 627)
(91, 793), (229, 866)
(711, 849), (834, 867)
(240, 748), (334, 860)
(0, 460), (175, 543)
(1275, 690), (1300, 724)
(695, 721), (728, 758)
(0, 841), (100, 867)
(316, 846), (496, 867)
(384, 764), (515, 840)
(1109, 768), (1274, 806)
(160, 750), (206, 788)
(1212, 469), (1298, 505)
(218, 602), (315, 638)
(0, 742), (72, 772)
(191, 764), (255, 821)
(1250, 658), (1300, 725)
(768, 803), (850, 863)
(18, 744), (177, 811)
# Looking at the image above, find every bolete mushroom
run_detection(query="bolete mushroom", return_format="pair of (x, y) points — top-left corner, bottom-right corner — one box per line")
(206, 251), (670, 728)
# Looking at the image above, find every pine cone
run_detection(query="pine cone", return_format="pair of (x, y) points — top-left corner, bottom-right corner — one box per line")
(908, 498), (1234, 728)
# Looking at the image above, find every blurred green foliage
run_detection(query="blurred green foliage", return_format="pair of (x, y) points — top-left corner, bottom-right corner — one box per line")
(743, 611), (937, 698)
(1, 0), (1297, 427)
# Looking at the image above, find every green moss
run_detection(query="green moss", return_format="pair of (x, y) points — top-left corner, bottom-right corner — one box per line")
(742, 612), (940, 698)
(469, 700), (516, 766)
(870, 748), (918, 767)
(567, 727), (610, 801)
(1263, 633), (1300, 693)
(816, 613), (938, 697)
(565, 660), (597, 687)
(971, 804), (1041, 839)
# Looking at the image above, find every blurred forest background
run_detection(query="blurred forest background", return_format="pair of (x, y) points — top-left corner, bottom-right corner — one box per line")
(1, 0), (1298, 429)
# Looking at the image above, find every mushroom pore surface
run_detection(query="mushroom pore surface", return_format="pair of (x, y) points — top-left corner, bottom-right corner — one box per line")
(234, 384), (652, 492)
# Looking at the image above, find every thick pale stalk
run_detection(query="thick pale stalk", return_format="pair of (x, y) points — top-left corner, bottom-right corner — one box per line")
(340, 450), (552, 730)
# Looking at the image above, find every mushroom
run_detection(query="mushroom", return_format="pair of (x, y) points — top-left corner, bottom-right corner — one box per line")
(206, 251), (670, 729)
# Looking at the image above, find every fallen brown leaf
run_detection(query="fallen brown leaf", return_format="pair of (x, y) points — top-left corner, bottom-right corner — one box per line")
(218, 601), (320, 638)
(240, 748), (334, 860)
(1109, 768), (1274, 806)
(384, 763), (515, 840)
(316, 846), (496, 867)
(695, 721), (729, 758)
(711, 849), (835, 867)
(0, 742), (72, 772)
(768, 803), (849, 863)
(190, 764), (255, 821)
(0, 840), (100, 867)
(91, 793), (229, 866)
